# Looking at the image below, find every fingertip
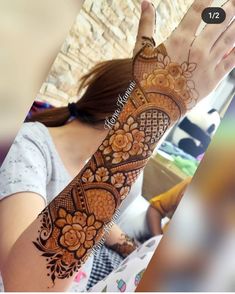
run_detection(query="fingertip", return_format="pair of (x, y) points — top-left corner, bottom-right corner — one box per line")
(141, 0), (155, 14)
(141, 0), (150, 12)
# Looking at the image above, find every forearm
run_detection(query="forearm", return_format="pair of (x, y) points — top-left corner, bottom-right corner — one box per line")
(147, 205), (163, 236)
(2, 42), (194, 291)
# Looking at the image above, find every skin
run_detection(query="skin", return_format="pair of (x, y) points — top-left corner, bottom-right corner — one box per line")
(0, 0), (234, 291)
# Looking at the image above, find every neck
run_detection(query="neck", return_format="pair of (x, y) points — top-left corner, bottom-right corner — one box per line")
(48, 119), (108, 173)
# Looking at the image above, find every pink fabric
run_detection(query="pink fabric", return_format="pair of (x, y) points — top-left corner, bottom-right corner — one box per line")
(74, 271), (87, 283)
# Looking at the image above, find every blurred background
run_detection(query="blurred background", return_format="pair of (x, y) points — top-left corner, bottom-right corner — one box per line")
(137, 97), (235, 291)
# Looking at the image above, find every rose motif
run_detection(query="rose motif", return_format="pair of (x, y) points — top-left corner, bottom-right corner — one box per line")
(103, 130), (133, 157)
(132, 129), (145, 143)
(174, 76), (187, 92)
(95, 167), (109, 182)
(167, 62), (182, 78)
(141, 69), (175, 90)
(60, 224), (86, 252)
(101, 117), (140, 164)
(153, 73), (169, 87)
(110, 130), (133, 152)
(130, 142), (144, 156)
(55, 208), (103, 259)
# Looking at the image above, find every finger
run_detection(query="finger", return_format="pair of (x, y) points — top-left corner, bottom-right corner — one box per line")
(215, 47), (235, 81)
(210, 20), (235, 63)
(200, 0), (235, 49)
(179, 0), (213, 34)
(133, 0), (156, 57)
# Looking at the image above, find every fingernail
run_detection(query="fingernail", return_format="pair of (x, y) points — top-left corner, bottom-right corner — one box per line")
(141, 0), (150, 12)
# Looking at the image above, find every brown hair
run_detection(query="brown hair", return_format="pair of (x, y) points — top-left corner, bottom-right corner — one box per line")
(29, 58), (133, 127)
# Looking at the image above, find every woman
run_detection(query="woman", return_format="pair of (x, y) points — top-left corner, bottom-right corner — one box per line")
(0, 0), (234, 292)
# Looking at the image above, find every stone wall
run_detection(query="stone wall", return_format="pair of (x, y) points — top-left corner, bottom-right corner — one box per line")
(37, 0), (193, 106)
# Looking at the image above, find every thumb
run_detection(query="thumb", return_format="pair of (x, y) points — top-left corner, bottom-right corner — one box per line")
(133, 0), (156, 57)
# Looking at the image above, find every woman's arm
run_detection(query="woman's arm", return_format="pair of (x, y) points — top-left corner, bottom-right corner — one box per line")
(0, 193), (45, 268)
(2, 0), (235, 291)
(146, 205), (163, 236)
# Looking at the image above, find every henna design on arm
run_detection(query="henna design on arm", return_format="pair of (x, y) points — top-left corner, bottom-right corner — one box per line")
(108, 233), (139, 258)
(33, 40), (199, 286)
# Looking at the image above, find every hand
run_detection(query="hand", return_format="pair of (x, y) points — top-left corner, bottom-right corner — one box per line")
(133, 0), (235, 112)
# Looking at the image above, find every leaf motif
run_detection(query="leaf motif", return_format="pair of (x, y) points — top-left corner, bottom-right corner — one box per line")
(49, 259), (57, 265)
(163, 55), (170, 66)
(127, 116), (134, 125)
(157, 53), (164, 62)
(183, 71), (192, 78)
(42, 252), (55, 258)
(51, 273), (56, 283)
(61, 260), (68, 267)
(187, 63), (197, 72)
(187, 80), (195, 89)
(56, 265), (60, 273)
(87, 214), (95, 226)
(58, 208), (67, 218)
(66, 214), (73, 224)
(158, 62), (165, 69)
(181, 62), (188, 72)
(55, 218), (66, 228)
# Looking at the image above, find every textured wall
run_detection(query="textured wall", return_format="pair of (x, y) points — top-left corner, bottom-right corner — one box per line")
(37, 0), (193, 106)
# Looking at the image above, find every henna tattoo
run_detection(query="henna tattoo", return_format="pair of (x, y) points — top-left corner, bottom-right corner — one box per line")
(108, 234), (139, 258)
(34, 41), (199, 286)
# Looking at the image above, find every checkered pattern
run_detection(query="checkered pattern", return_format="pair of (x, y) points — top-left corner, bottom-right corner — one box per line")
(86, 246), (123, 290)
(138, 109), (169, 143)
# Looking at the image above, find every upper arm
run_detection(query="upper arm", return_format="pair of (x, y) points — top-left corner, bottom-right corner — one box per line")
(0, 124), (50, 270)
(0, 192), (45, 269)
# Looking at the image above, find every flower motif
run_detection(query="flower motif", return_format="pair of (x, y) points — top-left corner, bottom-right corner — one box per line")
(101, 117), (140, 164)
(129, 142), (144, 156)
(111, 130), (133, 152)
(123, 117), (138, 132)
(82, 169), (94, 183)
(55, 208), (103, 258)
(141, 69), (174, 90)
(120, 186), (130, 200)
(174, 76), (187, 92)
(132, 129), (145, 143)
(166, 62), (182, 78)
(95, 167), (109, 182)
(111, 173), (125, 188)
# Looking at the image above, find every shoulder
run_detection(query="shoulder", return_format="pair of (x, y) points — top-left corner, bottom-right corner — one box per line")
(0, 122), (53, 200)
(14, 122), (52, 157)
(1, 122), (54, 173)
(17, 121), (49, 143)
